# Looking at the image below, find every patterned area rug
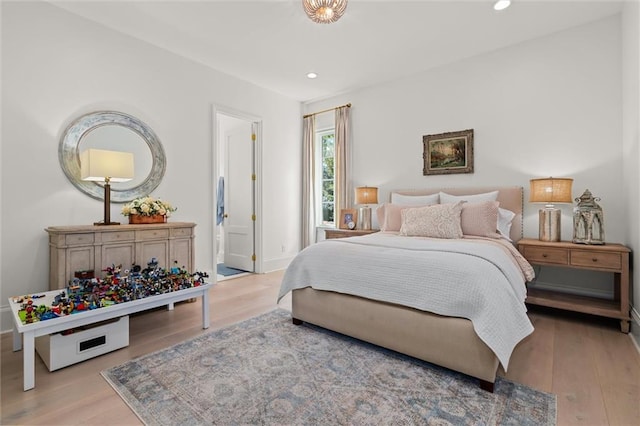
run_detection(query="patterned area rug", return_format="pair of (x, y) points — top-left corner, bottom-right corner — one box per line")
(102, 309), (556, 425)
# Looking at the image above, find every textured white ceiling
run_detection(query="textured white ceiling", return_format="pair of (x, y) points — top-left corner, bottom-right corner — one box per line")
(49, 0), (623, 102)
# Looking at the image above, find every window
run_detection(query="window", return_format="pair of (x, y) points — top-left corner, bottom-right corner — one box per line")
(316, 129), (335, 226)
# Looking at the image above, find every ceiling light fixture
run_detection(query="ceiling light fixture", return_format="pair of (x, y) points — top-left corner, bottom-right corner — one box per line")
(494, 0), (511, 11)
(303, 0), (348, 24)
(307, 72), (318, 79)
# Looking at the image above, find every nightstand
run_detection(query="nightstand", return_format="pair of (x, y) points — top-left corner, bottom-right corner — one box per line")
(517, 238), (631, 333)
(324, 229), (379, 239)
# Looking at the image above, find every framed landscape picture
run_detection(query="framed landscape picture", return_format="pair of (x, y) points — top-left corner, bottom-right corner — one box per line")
(423, 129), (474, 175)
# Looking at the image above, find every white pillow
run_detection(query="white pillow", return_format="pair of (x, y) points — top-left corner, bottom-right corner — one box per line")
(439, 191), (499, 204)
(498, 207), (516, 240)
(399, 202), (464, 239)
(391, 192), (440, 206)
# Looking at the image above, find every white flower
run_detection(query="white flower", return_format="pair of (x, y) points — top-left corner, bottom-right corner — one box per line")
(121, 196), (177, 217)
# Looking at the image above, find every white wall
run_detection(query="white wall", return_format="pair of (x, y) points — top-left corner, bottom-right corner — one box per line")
(0, 1), (302, 330)
(305, 17), (625, 293)
(622, 1), (640, 344)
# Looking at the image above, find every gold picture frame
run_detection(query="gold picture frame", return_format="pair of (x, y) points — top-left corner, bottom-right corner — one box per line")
(338, 209), (358, 230)
(423, 129), (474, 175)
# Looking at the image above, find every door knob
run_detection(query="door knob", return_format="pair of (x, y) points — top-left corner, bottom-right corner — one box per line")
(224, 214), (228, 218)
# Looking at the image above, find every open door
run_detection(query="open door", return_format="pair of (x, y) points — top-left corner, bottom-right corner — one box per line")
(222, 119), (255, 272)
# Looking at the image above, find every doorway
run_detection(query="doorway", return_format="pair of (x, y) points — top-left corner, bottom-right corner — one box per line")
(213, 106), (262, 281)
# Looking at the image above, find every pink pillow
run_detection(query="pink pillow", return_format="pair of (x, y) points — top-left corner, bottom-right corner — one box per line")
(379, 203), (431, 232)
(399, 202), (464, 238)
(460, 201), (500, 238)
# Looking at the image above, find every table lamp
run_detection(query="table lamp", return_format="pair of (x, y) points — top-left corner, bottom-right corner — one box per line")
(81, 149), (134, 225)
(529, 177), (573, 242)
(354, 186), (378, 230)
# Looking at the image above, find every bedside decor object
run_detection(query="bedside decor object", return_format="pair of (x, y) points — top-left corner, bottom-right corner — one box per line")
(354, 186), (378, 230)
(572, 189), (605, 245)
(338, 208), (357, 230)
(529, 177), (573, 242)
(81, 149), (134, 225)
(121, 196), (176, 224)
(302, 0), (348, 24)
(423, 129), (474, 175)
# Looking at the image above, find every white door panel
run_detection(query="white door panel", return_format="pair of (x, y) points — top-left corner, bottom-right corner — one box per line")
(223, 120), (254, 272)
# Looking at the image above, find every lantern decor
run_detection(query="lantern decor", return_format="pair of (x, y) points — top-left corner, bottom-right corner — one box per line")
(572, 189), (605, 245)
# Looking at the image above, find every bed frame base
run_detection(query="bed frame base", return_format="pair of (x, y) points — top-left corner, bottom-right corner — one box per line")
(292, 288), (499, 392)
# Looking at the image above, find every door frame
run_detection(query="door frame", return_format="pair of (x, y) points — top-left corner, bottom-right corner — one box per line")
(211, 104), (263, 274)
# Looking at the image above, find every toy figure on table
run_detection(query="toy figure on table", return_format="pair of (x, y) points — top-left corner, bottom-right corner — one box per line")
(13, 258), (208, 325)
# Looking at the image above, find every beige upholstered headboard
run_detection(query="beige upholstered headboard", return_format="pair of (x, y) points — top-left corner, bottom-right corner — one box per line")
(391, 186), (524, 242)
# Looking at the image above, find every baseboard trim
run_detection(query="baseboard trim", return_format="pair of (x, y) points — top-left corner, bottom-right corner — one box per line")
(528, 280), (612, 299)
(1, 305), (14, 335)
(262, 255), (293, 273)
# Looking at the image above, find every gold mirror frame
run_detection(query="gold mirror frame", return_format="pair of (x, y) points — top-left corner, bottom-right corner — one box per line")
(59, 111), (166, 203)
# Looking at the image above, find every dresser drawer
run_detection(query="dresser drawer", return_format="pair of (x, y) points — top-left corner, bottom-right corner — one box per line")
(570, 250), (621, 270)
(171, 227), (193, 238)
(137, 229), (170, 240)
(66, 233), (94, 246)
(102, 231), (135, 243)
(522, 246), (569, 265)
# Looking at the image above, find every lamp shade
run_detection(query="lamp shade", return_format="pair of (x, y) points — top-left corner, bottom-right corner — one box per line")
(355, 186), (378, 205)
(80, 149), (134, 182)
(529, 177), (573, 204)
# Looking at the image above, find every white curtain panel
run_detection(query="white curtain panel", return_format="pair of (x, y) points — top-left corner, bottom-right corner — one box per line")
(302, 115), (316, 248)
(334, 106), (351, 223)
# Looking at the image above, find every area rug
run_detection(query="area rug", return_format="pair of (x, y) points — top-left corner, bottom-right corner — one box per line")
(102, 309), (556, 425)
(217, 263), (247, 277)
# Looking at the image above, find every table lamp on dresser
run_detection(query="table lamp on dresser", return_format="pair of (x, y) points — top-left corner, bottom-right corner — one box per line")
(529, 177), (573, 242)
(354, 186), (378, 230)
(81, 148), (134, 225)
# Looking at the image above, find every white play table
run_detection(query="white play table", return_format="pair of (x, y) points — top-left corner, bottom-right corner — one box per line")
(9, 283), (213, 391)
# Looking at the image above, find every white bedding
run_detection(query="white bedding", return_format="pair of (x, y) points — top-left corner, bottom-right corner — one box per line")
(278, 232), (535, 370)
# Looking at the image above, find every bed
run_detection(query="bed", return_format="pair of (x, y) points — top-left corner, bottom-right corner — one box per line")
(278, 186), (533, 392)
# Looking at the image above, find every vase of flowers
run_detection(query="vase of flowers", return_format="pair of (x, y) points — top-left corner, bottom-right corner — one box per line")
(122, 196), (177, 224)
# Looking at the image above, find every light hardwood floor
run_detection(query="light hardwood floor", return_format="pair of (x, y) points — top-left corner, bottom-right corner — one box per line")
(2, 270), (639, 425)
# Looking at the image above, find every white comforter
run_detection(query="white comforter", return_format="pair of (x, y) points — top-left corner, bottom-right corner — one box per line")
(278, 232), (535, 370)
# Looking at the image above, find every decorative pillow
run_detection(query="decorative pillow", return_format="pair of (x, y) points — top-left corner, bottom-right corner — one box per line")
(391, 192), (440, 206)
(375, 204), (386, 230)
(378, 203), (430, 232)
(439, 191), (499, 204)
(460, 201), (501, 238)
(399, 202), (464, 238)
(498, 207), (516, 240)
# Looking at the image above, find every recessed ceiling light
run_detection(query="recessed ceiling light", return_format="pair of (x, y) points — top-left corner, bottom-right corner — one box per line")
(307, 72), (318, 79)
(494, 0), (511, 11)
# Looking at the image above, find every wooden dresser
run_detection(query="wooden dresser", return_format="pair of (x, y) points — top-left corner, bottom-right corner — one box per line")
(46, 222), (196, 290)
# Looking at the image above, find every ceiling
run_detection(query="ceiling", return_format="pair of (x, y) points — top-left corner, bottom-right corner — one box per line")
(49, 0), (624, 103)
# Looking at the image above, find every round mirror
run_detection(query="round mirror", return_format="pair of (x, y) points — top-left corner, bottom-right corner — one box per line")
(59, 111), (166, 203)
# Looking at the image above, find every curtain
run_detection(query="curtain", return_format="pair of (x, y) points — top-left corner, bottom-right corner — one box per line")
(334, 106), (351, 225)
(302, 115), (316, 248)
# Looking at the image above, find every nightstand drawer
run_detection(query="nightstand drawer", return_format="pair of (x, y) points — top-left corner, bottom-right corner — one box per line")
(522, 246), (569, 265)
(570, 250), (621, 270)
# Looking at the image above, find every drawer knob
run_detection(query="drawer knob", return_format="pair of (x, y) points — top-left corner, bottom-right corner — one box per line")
(592, 258), (598, 262)
(542, 253), (547, 258)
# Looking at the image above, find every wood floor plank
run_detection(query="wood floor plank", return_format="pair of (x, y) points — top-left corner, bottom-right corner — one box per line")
(1, 270), (638, 425)
(552, 316), (610, 425)
(500, 311), (555, 392)
(588, 325), (640, 425)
